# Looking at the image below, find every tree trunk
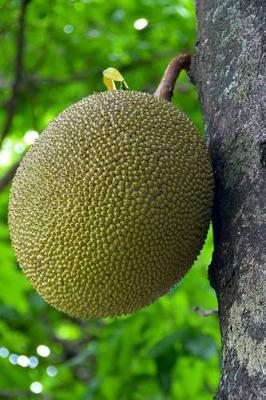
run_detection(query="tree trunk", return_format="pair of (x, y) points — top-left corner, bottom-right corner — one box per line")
(191, 1), (266, 399)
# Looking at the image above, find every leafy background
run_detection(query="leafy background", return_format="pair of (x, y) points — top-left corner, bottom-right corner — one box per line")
(0, 0), (220, 399)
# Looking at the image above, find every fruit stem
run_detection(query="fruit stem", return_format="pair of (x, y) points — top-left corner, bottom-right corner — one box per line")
(154, 54), (192, 101)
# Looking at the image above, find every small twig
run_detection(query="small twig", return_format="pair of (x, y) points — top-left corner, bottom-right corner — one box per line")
(0, 389), (30, 399)
(193, 306), (218, 317)
(154, 53), (192, 101)
(0, 389), (53, 399)
(0, 0), (31, 147)
(0, 159), (22, 192)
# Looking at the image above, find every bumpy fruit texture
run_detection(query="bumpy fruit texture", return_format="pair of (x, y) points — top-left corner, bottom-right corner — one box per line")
(9, 91), (213, 318)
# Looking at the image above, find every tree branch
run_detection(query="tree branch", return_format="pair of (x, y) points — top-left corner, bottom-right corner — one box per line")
(0, 0), (31, 147)
(0, 390), (30, 399)
(0, 159), (22, 192)
(0, 389), (53, 399)
(154, 53), (192, 101)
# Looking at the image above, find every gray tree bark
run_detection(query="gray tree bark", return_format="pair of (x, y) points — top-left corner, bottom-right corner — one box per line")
(191, 1), (266, 399)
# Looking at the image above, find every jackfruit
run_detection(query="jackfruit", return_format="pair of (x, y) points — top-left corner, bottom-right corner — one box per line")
(8, 90), (213, 318)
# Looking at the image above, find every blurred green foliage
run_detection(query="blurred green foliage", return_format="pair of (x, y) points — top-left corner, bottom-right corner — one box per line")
(0, 0), (220, 399)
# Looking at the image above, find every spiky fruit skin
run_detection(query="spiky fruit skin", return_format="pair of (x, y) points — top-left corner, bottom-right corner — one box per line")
(8, 91), (213, 318)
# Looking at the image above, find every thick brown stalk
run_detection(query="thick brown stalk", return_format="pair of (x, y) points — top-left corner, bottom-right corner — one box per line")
(154, 53), (192, 101)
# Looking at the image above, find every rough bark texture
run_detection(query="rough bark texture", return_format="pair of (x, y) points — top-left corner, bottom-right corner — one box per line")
(191, 1), (266, 399)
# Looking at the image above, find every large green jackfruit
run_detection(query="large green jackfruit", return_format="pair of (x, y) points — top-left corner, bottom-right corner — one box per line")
(9, 91), (213, 318)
